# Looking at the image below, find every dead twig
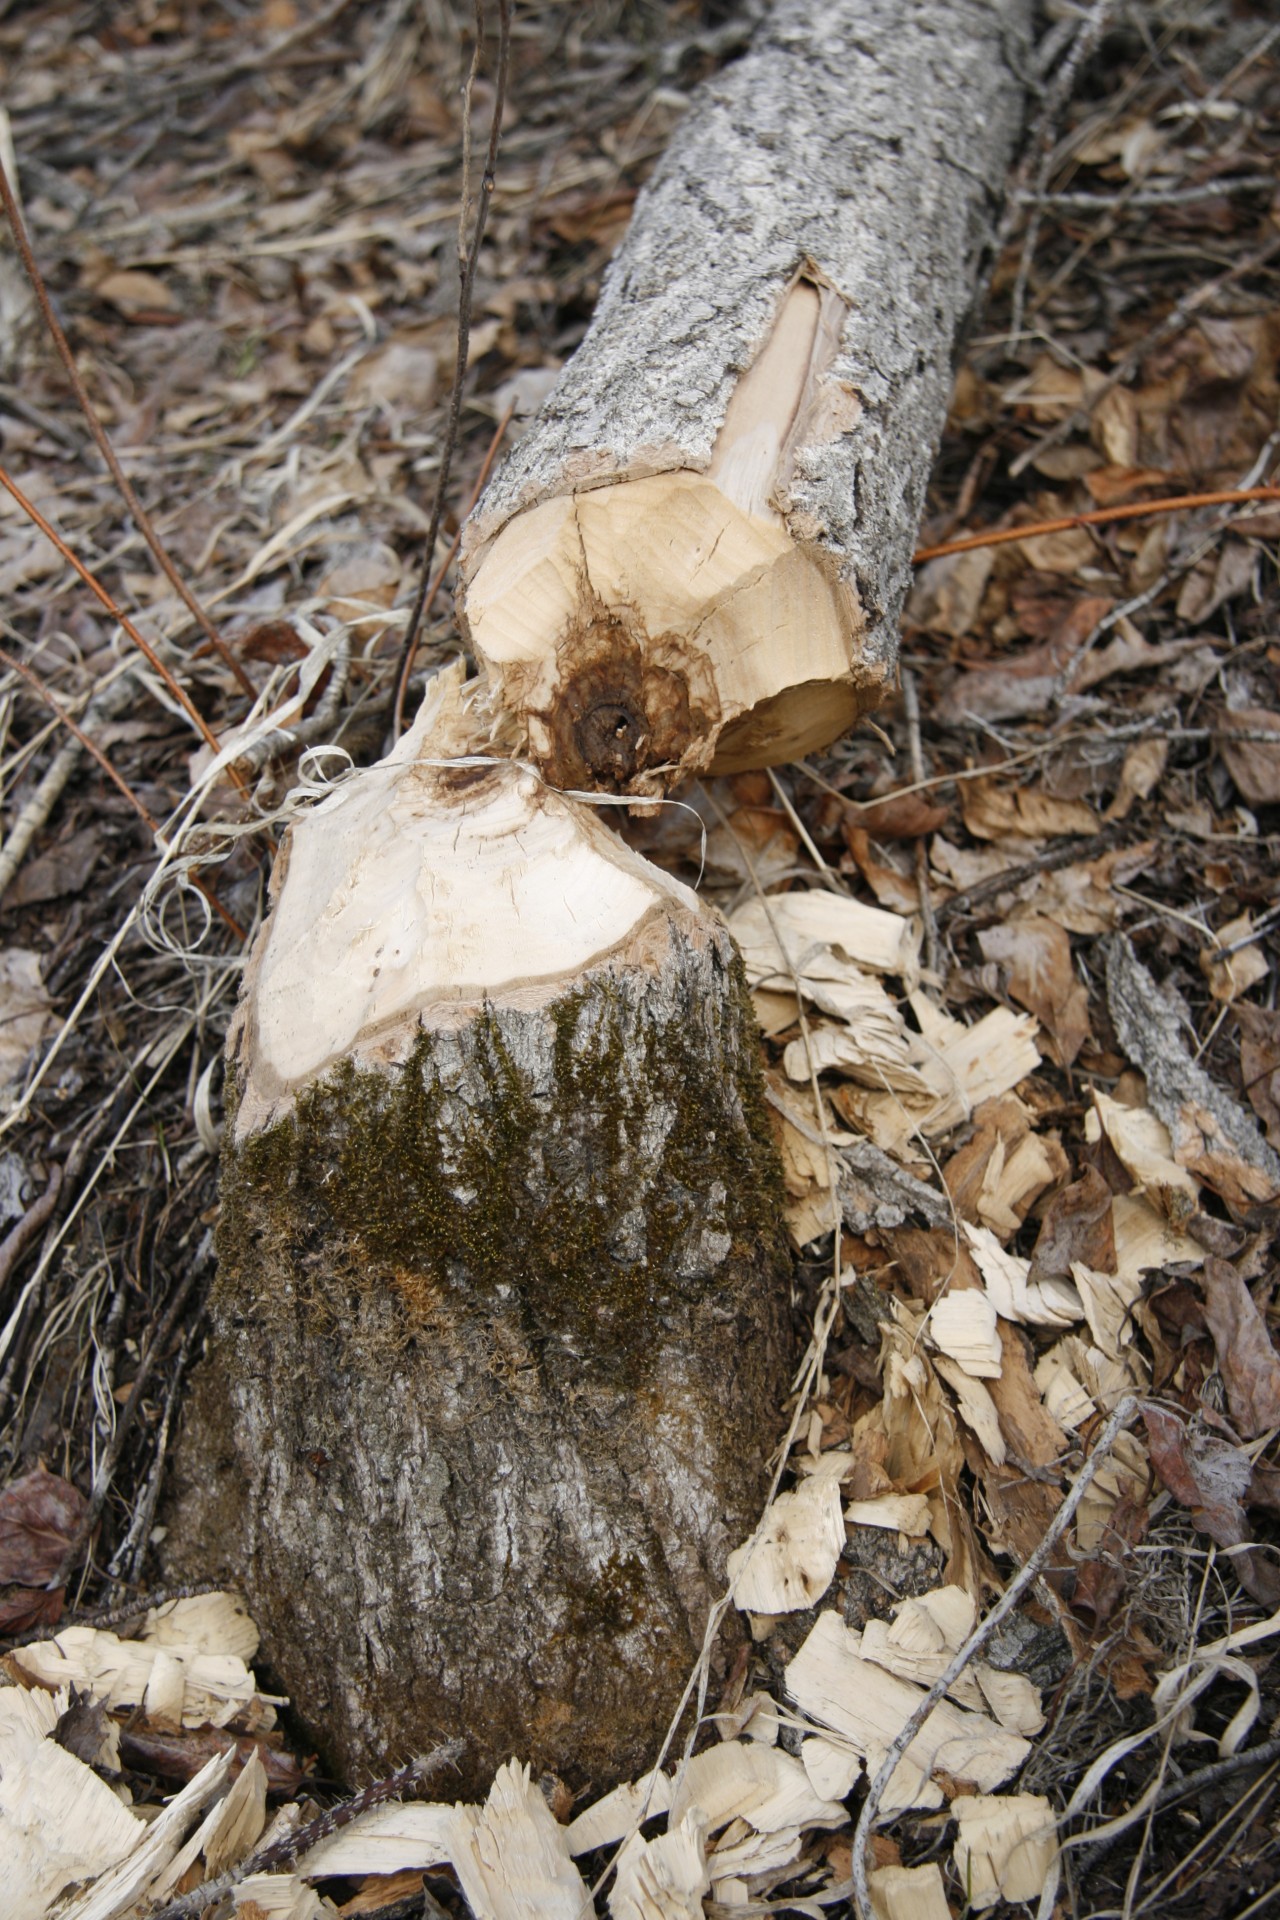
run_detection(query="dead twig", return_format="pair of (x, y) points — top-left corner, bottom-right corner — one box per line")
(913, 484), (1280, 564)
(900, 669), (940, 976)
(391, 0), (512, 739)
(0, 644), (244, 937)
(0, 465), (232, 769)
(0, 1165), (61, 1296)
(934, 822), (1130, 925)
(0, 152), (255, 697)
(850, 1394), (1139, 1920)
(147, 1744), (465, 1920)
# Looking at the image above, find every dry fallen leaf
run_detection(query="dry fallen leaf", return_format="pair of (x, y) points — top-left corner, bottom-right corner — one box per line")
(961, 777), (1098, 842)
(1218, 707), (1280, 805)
(1237, 1003), (1280, 1150)
(978, 915), (1090, 1065)
(0, 1465), (87, 1586)
(1200, 1257), (1280, 1439)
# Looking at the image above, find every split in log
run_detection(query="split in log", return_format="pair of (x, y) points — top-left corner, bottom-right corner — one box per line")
(170, 680), (791, 1792)
(458, 0), (1032, 792)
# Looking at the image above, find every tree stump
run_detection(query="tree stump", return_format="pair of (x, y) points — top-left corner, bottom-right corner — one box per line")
(171, 692), (790, 1791)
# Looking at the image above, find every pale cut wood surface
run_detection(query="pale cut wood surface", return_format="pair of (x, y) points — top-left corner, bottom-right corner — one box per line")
(458, 0), (1032, 791)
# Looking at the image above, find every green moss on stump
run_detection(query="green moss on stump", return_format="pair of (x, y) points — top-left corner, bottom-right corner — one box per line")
(219, 940), (785, 1385)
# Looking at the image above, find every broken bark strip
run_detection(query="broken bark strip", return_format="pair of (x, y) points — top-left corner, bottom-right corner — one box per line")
(459, 0), (1032, 792)
(170, 693), (791, 1792)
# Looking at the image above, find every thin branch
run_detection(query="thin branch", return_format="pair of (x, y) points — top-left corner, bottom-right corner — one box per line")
(849, 1395), (1140, 1920)
(0, 151), (255, 697)
(147, 1744), (465, 1920)
(913, 484), (1280, 565)
(0, 464), (237, 772)
(391, 0), (513, 739)
(0, 644), (244, 938)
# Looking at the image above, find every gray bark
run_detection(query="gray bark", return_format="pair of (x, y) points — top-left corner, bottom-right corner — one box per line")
(462, 0), (1032, 678)
(169, 911), (791, 1794)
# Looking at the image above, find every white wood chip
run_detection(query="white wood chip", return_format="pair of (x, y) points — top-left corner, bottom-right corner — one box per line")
(1070, 1259), (1139, 1360)
(844, 1493), (932, 1535)
(450, 1759), (591, 1920)
(933, 1355), (1007, 1464)
(1112, 1192), (1203, 1284)
(149, 1752), (269, 1903)
(709, 1821), (806, 1884)
(801, 1734), (862, 1800)
(297, 1799), (469, 1878)
(963, 1222), (1082, 1327)
(610, 1811), (710, 1920)
(726, 1476), (845, 1614)
(567, 1772), (673, 1855)
(141, 1591), (260, 1663)
(727, 894), (917, 985)
(785, 1612), (1030, 1807)
(2, 1685), (143, 1920)
(929, 1295), (1003, 1380)
(668, 1740), (846, 1837)
(233, 1874), (326, 1918)
(868, 1861), (953, 1920)
(1086, 1092), (1198, 1223)
(60, 1750), (234, 1920)
(974, 1668), (1046, 1737)
(951, 1792), (1058, 1908)
(11, 1624), (258, 1728)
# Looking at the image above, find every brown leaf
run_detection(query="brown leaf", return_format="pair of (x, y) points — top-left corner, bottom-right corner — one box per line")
(0, 1466), (88, 1585)
(1219, 708), (1280, 806)
(962, 778), (1098, 842)
(117, 1722), (305, 1794)
(239, 619), (307, 665)
(7, 827), (101, 908)
(1200, 1257), (1280, 1439)
(54, 1686), (111, 1765)
(0, 1582), (64, 1634)
(93, 268), (179, 320)
(1071, 1492), (1148, 1630)
(1237, 1003), (1280, 1150)
(848, 791), (951, 841)
(979, 916), (1090, 1066)
(1029, 1166), (1116, 1284)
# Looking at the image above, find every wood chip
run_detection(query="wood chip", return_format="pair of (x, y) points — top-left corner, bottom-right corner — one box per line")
(963, 1222), (1082, 1327)
(934, 1356), (1007, 1463)
(610, 1812), (709, 1920)
(785, 1612), (1030, 1808)
(726, 892), (918, 987)
(928, 1293), (1003, 1380)
(844, 1493), (933, 1536)
(868, 1861), (953, 1920)
(1086, 1091), (1198, 1226)
(296, 1801), (467, 1878)
(567, 1773), (674, 1857)
(951, 1792), (1059, 1909)
(450, 1760), (591, 1920)
(727, 1477), (846, 1614)
(667, 1740), (846, 1837)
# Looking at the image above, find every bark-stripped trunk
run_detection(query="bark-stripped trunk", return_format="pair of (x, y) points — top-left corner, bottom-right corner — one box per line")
(172, 0), (1033, 1791)
(460, 0), (1032, 792)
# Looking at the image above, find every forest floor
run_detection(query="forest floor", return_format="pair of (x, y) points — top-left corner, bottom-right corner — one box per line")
(1, 2), (1279, 1916)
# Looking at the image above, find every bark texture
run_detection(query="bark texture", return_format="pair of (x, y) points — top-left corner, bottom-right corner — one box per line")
(459, 0), (1032, 788)
(170, 733), (791, 1793)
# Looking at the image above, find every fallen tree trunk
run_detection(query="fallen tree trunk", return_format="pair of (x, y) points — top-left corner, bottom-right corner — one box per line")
(171, 0), (1033, 1794)
(460, 0), (1032, 792)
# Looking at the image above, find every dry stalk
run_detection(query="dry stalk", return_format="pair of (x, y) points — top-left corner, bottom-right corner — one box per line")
(391, 0), (513, 738)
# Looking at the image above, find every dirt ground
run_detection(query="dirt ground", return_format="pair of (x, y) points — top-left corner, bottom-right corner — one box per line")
(1, 2), (1279, 1915)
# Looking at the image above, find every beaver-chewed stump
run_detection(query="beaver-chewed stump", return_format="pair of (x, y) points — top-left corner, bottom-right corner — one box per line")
(169, 718), (791, 1794)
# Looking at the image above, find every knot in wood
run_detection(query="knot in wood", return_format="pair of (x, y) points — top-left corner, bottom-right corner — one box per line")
(574, 697), (648, 784)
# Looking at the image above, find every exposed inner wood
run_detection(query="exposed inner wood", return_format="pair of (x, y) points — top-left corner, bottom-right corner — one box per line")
(462, 281), (875, 795)
(233, 670), (698, 1136)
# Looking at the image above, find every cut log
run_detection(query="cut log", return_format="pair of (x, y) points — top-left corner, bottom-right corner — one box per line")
(169, 680), (790, 1792)
(458, 0), (1032, 791)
